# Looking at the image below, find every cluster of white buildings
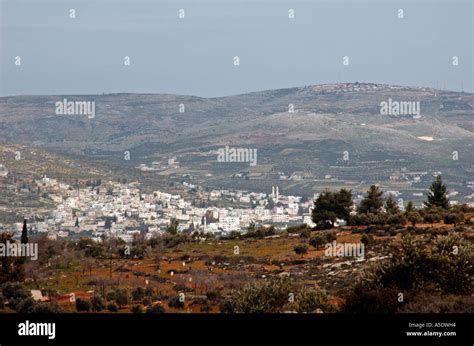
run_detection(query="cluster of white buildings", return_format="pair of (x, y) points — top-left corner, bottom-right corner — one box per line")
(12, 177), (315, 242)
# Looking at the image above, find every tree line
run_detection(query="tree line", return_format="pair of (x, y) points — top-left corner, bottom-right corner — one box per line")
(311, 176), (469, 229)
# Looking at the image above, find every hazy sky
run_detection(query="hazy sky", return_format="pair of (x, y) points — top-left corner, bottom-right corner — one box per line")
(1, 0), (472, 97)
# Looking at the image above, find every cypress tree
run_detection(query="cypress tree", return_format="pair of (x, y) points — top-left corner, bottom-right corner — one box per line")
(425, 176), (449, 209)
(21, 219), (28, 244)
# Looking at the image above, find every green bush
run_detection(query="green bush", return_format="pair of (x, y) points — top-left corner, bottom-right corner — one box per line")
(132, 287), (145, 302)
(131, 304), (143, 313)
(407, 212), (422, 227)
(294, 244), (308, 256)
(424, 213), (442, 226)
(75, 298), (91, 312)
(146, 303), (165, 313)
(16, 297), (37, 313)
(325, 232), (337, 242)
(386, 213), (407, 226)
(107, 302), (118, 312)
(91, 295), (105, 312)
(360, 234), (374, 246)
(231, 279), (292, 313)
(444, 213), (465, 226)
(359, 233), (472, 294)
(230, 279), (335, 313)
(114, 288), (129, 308)
(206, 290), (222, 301)
(1, 283), (31, 311)
(168, 296), (185, 309)
(309, 234), (326, 249)
(142, 297), (153, 306)
(294, 287), (333, 313)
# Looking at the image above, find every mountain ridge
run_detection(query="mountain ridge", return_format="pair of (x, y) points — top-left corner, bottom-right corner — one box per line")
(1, 82), (473, 200)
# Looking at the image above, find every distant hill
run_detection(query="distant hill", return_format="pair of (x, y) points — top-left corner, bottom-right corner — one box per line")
(1, 83), (473, 198)
(0, 142), (112, 183)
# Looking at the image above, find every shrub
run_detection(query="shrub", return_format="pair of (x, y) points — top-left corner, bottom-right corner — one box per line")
(163, 233), (191, 248)
(107, 302), (118, 312)
(106, 291), (116, 302)
(146, 303), (165, 313)
(168, 296), (185, 309)
(91, 295), (105, 312)
(130, 245), (147, 259)
(244, 225), (277, 239)
(1, 283), (32, 311)
(75, 298), (91, 312)
(144, 287), (155, 297)
(294, 287), (333, 313)
(444, 213), (465, 226)
(142, 297), (153, 306)
(299, 228), (311, 239)
(206, 290), (222, 301)
(360, 234), (374, 246)
(373, 213), (388, 226)
(407, 212), (422, 227)
(15, 299), (64, 314)
(132, 287), (145, 302)
(200, 303), (212, 313)
(219, 300), (235, 313)
(352, 213), (373, 226)
(324, 231), (337, 242)
(386, 213), (406, 226)
(114, 288), (129, 308)
(424, 213), (442, 226)
(1, 282), (31, 301)
(309, 234), (326, 249)
(30, 302), (64, 313)
(357, 233), (472, 295)
(293, 244), (308, 257)
(16, 297), (38, 313)
(287, 224), (311, 234)
(131, 304), (143, 313)
(231, 279), (292, 313)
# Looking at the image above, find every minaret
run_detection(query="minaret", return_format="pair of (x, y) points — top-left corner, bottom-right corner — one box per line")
(276, 186), (279, 201)
(271, 186), (275, 199)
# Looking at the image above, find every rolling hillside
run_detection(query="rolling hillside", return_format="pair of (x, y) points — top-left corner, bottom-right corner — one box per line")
(1, 83), (473, 198)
